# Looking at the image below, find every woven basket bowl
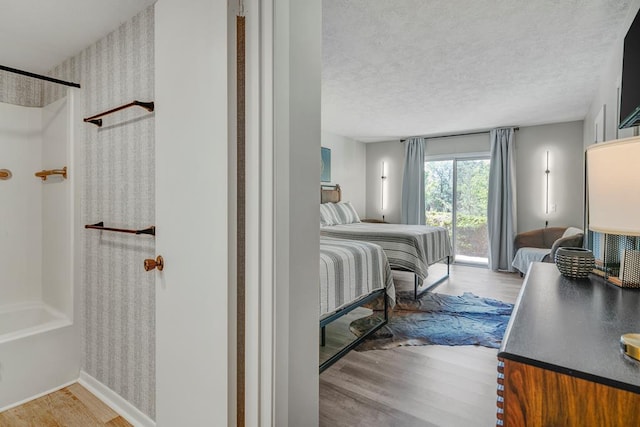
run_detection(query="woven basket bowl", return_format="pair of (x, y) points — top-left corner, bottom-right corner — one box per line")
(555, 247), (595, 279)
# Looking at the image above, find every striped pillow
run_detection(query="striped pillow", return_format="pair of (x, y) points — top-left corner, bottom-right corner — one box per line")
(320, 203), (340, 226)
(333, 202), (361, 225)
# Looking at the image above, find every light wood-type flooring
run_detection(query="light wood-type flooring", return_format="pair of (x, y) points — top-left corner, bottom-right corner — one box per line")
(320, 263), (523, 427)
(0, 383), (131, 427)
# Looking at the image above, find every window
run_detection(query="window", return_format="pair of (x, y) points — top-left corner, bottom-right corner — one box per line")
(425, 156), (490, 265)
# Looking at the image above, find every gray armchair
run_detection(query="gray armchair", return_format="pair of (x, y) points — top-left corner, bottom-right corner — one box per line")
(512, 226), (584, 275)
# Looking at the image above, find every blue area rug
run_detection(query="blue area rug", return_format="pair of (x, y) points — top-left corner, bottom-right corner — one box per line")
(349, 292), (513, 351)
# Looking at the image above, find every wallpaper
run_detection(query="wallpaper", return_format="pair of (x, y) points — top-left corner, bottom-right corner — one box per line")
(46, 6), (156, 419)
(0, 71), (42, 107)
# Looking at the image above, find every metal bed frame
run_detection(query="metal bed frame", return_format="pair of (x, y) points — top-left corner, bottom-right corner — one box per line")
(411, 255), (451, 299)
(319, 288), (388, 373)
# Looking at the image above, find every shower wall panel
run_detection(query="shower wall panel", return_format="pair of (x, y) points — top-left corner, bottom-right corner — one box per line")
(42, 96), (72, 317)
(0, 102), (43, 306)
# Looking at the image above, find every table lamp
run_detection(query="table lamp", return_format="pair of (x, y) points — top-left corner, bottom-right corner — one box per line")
(587, 136), (640, 360)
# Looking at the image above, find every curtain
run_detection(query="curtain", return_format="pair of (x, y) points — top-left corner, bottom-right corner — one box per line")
(401, 137), (426, 225)
(488, 128), (517, 271)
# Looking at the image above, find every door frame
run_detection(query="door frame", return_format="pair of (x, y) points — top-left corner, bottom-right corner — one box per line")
(243, 0), (322, 426)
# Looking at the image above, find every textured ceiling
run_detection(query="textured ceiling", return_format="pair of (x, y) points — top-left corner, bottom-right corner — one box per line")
(323, 0), (639, 142)
(0, 0), (156, 74)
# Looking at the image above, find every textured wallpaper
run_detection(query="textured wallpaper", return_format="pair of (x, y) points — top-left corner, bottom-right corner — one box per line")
(47, 6), (156, 419)
(0, 71), (43, 106)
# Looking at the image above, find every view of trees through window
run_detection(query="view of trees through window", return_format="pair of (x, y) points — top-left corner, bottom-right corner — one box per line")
(425, 158), (490, 262)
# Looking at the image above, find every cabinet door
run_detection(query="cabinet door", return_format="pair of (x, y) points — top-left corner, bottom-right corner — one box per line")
(499, 358), (640, 427)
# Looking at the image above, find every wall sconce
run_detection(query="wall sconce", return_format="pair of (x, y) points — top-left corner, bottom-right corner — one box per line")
(381, 161), (387, 221)
(545, 151), (550, 215)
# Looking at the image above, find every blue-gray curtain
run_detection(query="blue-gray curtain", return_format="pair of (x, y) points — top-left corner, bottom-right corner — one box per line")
(401, 137), (426, 225)
(488, 128), (517, 271)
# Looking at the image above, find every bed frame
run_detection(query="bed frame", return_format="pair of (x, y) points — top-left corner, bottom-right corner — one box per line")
(409, 258), (449, 299)
(320, 184), (450, 299)
(320, 288), (388, 373)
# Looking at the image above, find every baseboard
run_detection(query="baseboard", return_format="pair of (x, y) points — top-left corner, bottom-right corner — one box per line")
(0, 379), (77, 413)
(78, 371), (155, 427)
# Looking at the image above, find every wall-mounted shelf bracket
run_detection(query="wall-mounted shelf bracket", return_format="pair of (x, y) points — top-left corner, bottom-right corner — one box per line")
(84, 100), (155, 127)
(84, 221), (156, 236)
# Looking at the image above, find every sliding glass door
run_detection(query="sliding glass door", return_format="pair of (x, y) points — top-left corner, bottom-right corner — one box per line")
(425, 157), (490, 265)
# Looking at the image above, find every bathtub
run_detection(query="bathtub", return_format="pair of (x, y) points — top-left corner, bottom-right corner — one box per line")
(0, 301), (79, 411)
(0, 303), (71, 345)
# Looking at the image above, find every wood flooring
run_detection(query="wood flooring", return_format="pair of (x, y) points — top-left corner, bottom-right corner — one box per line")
(0, 383), (131, 427)
(319, 263), (523, 427)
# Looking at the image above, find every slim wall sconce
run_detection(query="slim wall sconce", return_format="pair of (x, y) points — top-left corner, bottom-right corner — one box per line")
(381, 161), (387, 221)
(545, 151), (550, 215)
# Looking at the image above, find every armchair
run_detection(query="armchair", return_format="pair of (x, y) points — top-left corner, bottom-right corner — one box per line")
(512, 226), (584, 275)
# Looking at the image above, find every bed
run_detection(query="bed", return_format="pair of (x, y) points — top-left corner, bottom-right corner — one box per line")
(320, 184), (453, 299)
(319, 236), (395, 372)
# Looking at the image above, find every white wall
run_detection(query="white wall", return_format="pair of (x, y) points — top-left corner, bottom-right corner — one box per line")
(365, 123), (584, 233)
(516, 121), (584, 233)
(321, 131), (366, 215)
(365, 139), (404, 222)
(0, 102), (42, 306)
(424, 134), (489, 158)
(583, 1), (640, 148)
(274, 0), (321, 425)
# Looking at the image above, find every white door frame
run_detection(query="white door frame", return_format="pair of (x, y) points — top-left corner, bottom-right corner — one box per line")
(243, 0), (321, 425)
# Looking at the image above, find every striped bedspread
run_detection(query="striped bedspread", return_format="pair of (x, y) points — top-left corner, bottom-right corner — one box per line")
(320, 237), (396, 317)
(320, 223), (452, 280)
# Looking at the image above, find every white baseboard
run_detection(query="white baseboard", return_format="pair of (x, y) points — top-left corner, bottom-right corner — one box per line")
(0, 379), (77, 413)
(78, 371), (155, 427)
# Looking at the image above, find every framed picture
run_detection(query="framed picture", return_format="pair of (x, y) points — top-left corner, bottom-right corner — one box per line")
(321, 147), (331, 182)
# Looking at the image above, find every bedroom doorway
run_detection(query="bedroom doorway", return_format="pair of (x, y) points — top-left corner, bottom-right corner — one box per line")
(425, 157), (490, 265)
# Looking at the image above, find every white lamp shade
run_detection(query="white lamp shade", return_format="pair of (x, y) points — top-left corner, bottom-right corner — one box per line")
(587, 136), (640, 236)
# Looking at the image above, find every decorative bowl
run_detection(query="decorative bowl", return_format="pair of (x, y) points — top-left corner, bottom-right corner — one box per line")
(555, 247), (595, 279)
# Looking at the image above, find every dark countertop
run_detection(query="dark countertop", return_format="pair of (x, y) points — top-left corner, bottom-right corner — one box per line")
(499, 262), (640, 394)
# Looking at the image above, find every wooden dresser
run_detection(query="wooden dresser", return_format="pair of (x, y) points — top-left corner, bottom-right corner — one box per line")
(497, 262), (640, 426)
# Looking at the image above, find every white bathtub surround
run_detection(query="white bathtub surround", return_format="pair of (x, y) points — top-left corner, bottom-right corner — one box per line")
(0, 319), (79, 411)
(0, 302), (70, 344)
(0, 94), (80, 410)
(0, 102), (43, 306)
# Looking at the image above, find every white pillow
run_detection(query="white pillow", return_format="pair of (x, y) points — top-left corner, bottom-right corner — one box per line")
(332, 202), (361, 225)
(562, 227), (583, 238)
(320, 203), (339, 226)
